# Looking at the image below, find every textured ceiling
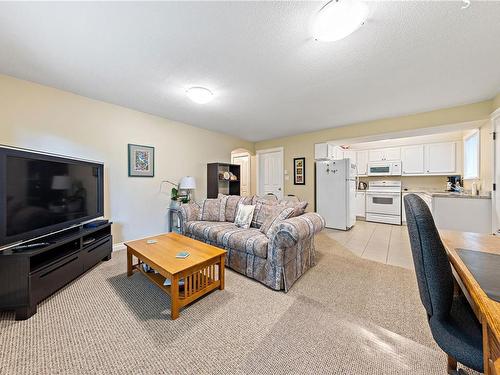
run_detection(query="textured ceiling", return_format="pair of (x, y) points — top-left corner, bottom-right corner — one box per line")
(0, 1), (499, 142)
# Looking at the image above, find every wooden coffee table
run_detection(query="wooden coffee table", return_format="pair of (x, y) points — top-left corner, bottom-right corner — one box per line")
(124, 232), (226, 319)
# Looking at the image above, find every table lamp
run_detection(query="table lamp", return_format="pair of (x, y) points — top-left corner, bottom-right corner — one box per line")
(179, 176), (196, 202)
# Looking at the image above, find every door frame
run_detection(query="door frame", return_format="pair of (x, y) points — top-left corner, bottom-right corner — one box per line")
(231, 151), (251, 196)
(491, 108), (500, 234)
(256, 147), (284, 198)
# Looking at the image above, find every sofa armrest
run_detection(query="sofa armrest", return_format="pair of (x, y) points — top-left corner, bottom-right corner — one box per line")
(267, 212), (325, 266)
(178, 202), (200, 233)
(272, 212), (325, 248)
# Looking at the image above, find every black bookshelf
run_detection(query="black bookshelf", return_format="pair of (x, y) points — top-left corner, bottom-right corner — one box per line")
(0, 223), (112, 320)
(207, 163), (241, 198)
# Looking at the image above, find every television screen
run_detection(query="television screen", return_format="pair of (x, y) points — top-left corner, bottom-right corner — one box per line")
(1, 148), (104, 246)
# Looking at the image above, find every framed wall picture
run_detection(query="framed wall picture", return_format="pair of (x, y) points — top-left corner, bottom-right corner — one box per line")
(128, 144), (155, 177)
(293, 157), (305, 185)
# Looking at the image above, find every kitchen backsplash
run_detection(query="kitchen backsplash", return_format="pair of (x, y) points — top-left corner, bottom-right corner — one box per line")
(358, 176), (448, 191)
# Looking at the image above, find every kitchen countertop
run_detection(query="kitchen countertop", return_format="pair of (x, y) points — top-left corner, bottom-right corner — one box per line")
(402, 189), (491, 200)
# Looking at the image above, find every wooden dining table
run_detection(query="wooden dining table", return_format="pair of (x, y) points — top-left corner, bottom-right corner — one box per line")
(440, 230), (500, 375)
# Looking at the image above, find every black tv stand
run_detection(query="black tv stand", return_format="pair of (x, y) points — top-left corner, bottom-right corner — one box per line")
(0, 223), (112, 320)
(12, 242), (52, 251)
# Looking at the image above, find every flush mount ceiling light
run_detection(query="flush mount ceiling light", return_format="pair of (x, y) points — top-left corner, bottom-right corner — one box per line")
(313, 0), (369, 42)
(186, 86), (214, 104)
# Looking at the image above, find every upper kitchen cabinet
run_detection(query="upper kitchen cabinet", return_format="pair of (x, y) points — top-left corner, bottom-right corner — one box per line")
(368, 147), (401, 162)
(356, 150), (368, 175)
(315, 143), (329, 159)
(401, 145), (425, 175)
(332, 146), (344, 160)
(425, 142), (457, 174)
(343, 149), (356, 164)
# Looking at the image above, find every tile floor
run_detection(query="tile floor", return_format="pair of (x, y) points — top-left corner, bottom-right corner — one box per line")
(324, 220), (414, 269)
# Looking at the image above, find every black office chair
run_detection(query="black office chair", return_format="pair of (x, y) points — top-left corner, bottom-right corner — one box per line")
(404, 194), (483, 375)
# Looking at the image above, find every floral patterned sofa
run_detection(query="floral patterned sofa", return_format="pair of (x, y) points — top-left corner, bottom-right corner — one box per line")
(179, 195), (325, 292)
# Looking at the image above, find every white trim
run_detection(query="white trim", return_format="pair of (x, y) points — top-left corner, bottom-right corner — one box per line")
(492, 109), (500, 234)
(255, 147), (284, 198)
(491, 107), (500, 119)
(463, 129), (480, 180)
(231, 151), (251, 196)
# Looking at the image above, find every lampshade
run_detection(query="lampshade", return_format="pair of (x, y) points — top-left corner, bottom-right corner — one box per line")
(179, 176), (196, 190)
(51, 175), (71, 190)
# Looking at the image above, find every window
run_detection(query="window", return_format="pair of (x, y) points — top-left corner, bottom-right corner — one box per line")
(463, 130), (480, 180)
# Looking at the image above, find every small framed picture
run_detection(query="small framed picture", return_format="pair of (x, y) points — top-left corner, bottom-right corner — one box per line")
(294, 157), (305, 185)
(128, 144), (155, 177)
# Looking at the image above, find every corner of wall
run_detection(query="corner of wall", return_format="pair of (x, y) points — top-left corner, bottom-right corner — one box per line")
(493, 93), (500, 113)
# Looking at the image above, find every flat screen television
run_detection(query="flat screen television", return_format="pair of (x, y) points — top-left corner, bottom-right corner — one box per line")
(0, 147), (104, 246)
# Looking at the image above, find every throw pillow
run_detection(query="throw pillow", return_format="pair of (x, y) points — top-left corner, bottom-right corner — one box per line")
(251, 199), (278, 228)
(198, 197), (227, 222)
(278, 200), (308, 217)
(234, 204), (255, 229)
(260, 207), (295, 237)
(218, 194), (253, 222)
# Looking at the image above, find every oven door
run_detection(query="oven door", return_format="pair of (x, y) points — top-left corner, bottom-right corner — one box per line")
(367, 163), (392, 176)
(366, 192), (401, 216)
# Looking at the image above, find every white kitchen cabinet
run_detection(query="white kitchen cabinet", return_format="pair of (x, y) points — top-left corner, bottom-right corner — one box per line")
(402, 192), (432, 223)
(343, 150), (356, 164)
(384, 147), (401, 161)
(369, 147), (401, 162)
(401, 145), (425, 175)
(315, 143), (328, 159)
(356, 150), (368, 175)
(333, 146), (344, 160)
(315, 143), (337, 159)
(368, 149), (385, 162)
(425, 142), (456, 174)
(355, 192), (366, 218)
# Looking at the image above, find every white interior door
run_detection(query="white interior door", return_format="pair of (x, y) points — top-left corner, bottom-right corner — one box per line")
(257, 148), (284, 199)
(231, 152), (250, 196)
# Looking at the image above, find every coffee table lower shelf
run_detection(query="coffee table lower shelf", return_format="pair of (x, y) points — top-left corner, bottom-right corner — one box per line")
(128, 255), (224, 319)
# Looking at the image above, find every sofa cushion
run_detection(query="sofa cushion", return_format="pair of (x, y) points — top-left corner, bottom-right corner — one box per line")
(252, 195), (278, 204)
(218, 227), (269, 259)
(218, 194), (253, 222)
(185, 221), (235, 242)
(260, 206), (295, 237)
(198, 197), (227, 222)
(251, 198), (278, 229)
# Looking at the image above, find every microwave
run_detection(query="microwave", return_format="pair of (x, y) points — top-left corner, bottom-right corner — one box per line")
(367, 161), (402, 176)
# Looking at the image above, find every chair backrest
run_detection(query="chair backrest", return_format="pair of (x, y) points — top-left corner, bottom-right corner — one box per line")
(404, 194), (454, 318)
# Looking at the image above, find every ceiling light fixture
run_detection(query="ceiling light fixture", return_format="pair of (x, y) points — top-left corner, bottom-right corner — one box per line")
(313, 0), (369, 42)
(186, 86), (214, 104)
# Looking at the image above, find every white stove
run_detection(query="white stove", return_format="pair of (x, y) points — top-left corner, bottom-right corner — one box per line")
(366, 181), (402, 225)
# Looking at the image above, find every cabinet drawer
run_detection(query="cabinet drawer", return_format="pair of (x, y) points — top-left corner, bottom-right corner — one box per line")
(82, 237), (112, 271)
(30, 254), (83, 303)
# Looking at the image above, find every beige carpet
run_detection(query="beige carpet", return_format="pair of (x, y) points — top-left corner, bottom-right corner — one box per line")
(0, 233), (474, 374)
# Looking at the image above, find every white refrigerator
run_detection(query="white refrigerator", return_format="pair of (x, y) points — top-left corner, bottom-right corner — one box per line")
(316, 158), (357, 230)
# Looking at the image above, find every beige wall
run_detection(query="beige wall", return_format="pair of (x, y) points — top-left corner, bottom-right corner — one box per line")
(255, 100), (494, 208)
(493, 94), (500, 112)
(0, 74), (253, 243)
